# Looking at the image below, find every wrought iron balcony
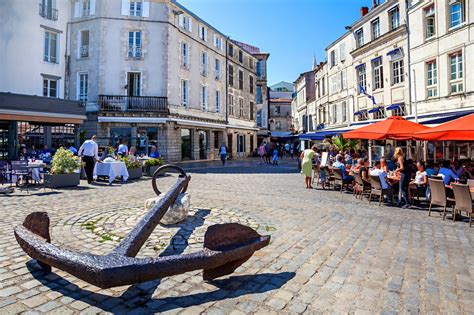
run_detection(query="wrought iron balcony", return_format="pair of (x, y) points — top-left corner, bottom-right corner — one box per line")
(39, 4), (58, 21)
(127, 46), (142, 59)
(98, 95), (168, 113)
(80, 45), (89, 58)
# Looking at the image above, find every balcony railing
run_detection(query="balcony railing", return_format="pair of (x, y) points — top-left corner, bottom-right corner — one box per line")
(39, 4), (58, 21)
(80, 45), (89, 58)
(98, 95), (168, 113)
(127, 46), (142, 59)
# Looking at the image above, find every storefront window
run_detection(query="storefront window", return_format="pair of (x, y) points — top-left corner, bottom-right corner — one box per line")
(18, 122), (45, 154)
(51, 124), (75, 149)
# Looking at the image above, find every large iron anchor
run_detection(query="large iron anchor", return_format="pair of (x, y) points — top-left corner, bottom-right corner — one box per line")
(14, 165), (270, 289)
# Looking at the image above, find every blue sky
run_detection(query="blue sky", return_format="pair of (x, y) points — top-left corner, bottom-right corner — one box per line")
(178, 0), (377, 86)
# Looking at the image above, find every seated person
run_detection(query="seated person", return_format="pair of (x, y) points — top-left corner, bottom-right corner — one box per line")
(149, 145), (160, 158)
(359, 158), (371, 187)
(127, 146), (138, 162)
(370, 161), (394, 204)
(409, 162), (428, 200)
(41, 144), (52, 164)
(438, 160), (459, 185)
(333, 154), (354, 182)
(425, 160), (437, 177)
(380, 158), (389, 173)
(68, 145), (78, 155)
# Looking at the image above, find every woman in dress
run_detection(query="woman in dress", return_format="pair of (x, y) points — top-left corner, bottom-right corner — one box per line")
(300, 145), (318, 189)
(394, 147), (411, 207)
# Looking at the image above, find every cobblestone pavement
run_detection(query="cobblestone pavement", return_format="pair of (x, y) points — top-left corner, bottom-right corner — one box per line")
(0, 159), (473, 314)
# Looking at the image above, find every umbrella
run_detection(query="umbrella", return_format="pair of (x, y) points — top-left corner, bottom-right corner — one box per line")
(413, 113), (474, 141)
(343, 116), (429, 140)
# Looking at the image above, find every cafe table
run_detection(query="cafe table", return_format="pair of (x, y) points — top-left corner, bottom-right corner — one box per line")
(93, 161), (129, 184)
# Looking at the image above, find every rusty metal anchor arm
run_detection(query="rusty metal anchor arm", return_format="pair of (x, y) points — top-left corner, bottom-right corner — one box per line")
(113, 174), (190, 257)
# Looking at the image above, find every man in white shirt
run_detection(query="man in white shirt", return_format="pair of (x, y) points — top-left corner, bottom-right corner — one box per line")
(370, 160), (394, 204)
(78, 135), (99, 184)
(118, 140), (129, 156)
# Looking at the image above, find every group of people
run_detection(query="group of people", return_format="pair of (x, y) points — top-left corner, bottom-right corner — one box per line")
(300, 144), (474, 208)
(78, 136), (162, 184)
(19, 143), (78, 163)
(257, 142), (297, 166)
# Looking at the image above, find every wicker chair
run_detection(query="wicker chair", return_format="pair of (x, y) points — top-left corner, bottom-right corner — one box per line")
(354, 173), (371, 200)
(332, 168), (352, 193)
(428, 178), (455, 219)
(369, 175), (394, 206)
(452, 183), (473, 227)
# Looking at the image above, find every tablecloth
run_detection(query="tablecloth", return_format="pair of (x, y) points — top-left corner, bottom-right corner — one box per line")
(93, 162), (129, 184)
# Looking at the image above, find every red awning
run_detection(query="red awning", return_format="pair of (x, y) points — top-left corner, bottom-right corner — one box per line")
(413, 113), (474, 141)
(343, 116), (429, 140)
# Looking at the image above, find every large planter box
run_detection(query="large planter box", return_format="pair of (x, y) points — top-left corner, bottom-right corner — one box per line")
(44, 173), (80, 188)
(145, 165), (160, 177)
(127, 168), (142, 180)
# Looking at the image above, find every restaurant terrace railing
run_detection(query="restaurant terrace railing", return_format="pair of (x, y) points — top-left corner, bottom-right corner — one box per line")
(98, 95), (169, 113)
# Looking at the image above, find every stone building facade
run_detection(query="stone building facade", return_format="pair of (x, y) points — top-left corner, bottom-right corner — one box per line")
(64, 0), (262, 161)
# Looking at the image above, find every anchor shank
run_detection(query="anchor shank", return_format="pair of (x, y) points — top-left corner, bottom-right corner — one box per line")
(112, 175), (190, 257)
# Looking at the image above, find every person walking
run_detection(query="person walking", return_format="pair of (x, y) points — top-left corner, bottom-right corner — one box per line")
(272, 148), (279, 165)
(219, 144), (228, 166)
(300, 145), (318, 189)
(78, 135), (99, 185)
(258, 143), (266, 164)
(265, 142), (271, 164)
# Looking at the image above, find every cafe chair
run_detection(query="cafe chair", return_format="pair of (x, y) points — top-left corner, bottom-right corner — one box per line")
(428, 178), (455, 220)
(369, 175), (393, 206)
(451, 183), (473, 227)
(354, 173), (371, 200)
(332, 168), (352, 193)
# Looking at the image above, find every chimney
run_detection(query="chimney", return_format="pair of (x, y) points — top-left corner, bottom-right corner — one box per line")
(361, 7), (369, 17)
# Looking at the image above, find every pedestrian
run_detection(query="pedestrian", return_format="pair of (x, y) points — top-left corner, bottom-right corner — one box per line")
(219, 143), (228, 166)
(265, 142), (271, 164)
(272, 148), (279, 165)
(78, 135), (99, 185)
(258, 143), (266, 164)
(301, 144), (318, 189)
(290, 144), (294, 159)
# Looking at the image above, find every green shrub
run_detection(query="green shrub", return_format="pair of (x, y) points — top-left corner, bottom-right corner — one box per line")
(144, 157), (165, 167)
(51, 148), (82, 174)
(120, 155), (141, 169)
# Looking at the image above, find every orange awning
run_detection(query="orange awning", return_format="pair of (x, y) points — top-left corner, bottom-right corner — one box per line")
(343, 116), (429, 140)
(413, 113), (474, 141)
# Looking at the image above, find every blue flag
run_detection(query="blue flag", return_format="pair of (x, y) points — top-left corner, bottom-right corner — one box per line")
(359, 84), (376, 105)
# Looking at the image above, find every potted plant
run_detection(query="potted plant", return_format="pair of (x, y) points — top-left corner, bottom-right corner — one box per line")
(144, 158), (165, 177)
(44, 147), (82, 188)
(120, 155), (142, 180)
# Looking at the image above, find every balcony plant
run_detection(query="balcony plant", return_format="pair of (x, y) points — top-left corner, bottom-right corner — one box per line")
(44, 147), (82, 188)
(120, 155), (142, 180)
(144, 157), (165, 177)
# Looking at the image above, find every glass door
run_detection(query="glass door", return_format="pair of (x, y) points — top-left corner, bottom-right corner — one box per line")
(0, 123), (9, 160)
(181, 129), (192, 160)
(199, 131), (207, 160)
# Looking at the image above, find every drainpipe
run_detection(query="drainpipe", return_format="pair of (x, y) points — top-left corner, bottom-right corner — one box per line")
(225, 37), (229, 125)
(405, 0), (414, 119)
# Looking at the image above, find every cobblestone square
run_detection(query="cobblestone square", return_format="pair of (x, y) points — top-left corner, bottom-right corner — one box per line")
(1, 159), (473, 314)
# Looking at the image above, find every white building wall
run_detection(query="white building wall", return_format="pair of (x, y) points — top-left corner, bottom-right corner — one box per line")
(0, 0), (71, 98)
(409, 0), (474, 115)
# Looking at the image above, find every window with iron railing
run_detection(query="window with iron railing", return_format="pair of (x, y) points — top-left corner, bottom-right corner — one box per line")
(79, 30), (89, 58)
(128, 31), (142, 59)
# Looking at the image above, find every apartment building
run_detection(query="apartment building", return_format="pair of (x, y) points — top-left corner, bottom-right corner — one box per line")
(350, 0), (409, 122)
(268, 85), (293, 135)
(0, 0), (85, 160)
(226, 40), (259, 157)
(409, 0), (474, 117)
(325, 32), (354, 129)
(0, 0), (263, 161)
(293, 71), (316, 133)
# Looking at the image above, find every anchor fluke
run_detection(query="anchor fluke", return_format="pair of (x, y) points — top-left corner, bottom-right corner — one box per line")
(203, 223), (270, 281)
